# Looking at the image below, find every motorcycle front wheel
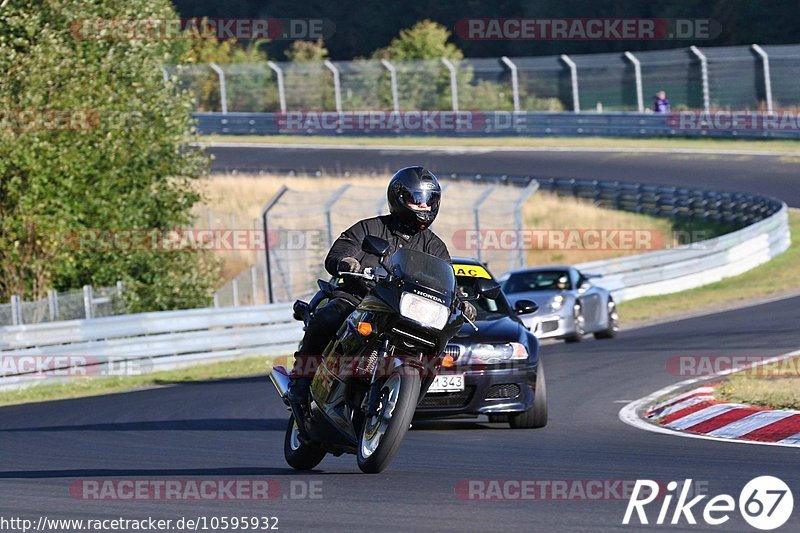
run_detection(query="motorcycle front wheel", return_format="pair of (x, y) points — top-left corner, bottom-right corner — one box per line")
(357, 369), (421, 474)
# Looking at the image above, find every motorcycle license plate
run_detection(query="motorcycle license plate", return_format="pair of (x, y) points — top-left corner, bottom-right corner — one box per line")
(428, 374), (465, 393)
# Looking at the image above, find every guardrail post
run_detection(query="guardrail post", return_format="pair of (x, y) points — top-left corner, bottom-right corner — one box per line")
(250, 264), (259, 305)
(500, 56), (520, 112)
(213, 292), (220, 308)
(560, 54), (580, 112)
(209, 62), (228, 114)
(380, 59), (400, 112)
(261, 185), (289, 304)
(10, 295), (22, 326)
(624, 51), (644, 113)
(267, 61), (287, 113)
(512, 180), (540, 269)
(323, 60), (342, 113)
(751, 44), (773, 114)
(47, 290), (59, 321)
(689, 46), (710, 113)
(472, 185), (496, 263)
(441, 58), (459, 112)
(83, 285), (94, 320)
(161, 66), (169, 86)
(232, 278), (240, 307)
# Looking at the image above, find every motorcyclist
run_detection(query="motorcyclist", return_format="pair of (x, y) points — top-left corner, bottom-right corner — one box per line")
(287, 166), (477, 409)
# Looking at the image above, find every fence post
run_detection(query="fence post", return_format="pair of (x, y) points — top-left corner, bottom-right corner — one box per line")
(324, 185), (352, 248)
(161, 66), (170, 86)
(213, 292), (220, 308)
(689, 46), (710, 113)
(560, 54), (580, 112)
(209, 62), (228, 114)
(323, 60), (342, 113)
(83, 285), (94, 320)
(624, 51), (644, 113)
(250, 264), (259, 305)
(267, 61), (287, 113)
(232, 278), (240, 307)
(380, 59), (400, 112)
(47, 290), (59, 322)
(512, 180), (540, 270)
(441, 58), (459, 112)
(751, 44), (773, 114)
(261, 185), (289, 304)
(472, 185), (496, 263)
(500, 56), (520, 112)
(10, 295), (22, 326)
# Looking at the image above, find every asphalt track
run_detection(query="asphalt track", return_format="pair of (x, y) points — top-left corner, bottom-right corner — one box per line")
(0, 146), (798, 532)
(207, 144), (800, 207)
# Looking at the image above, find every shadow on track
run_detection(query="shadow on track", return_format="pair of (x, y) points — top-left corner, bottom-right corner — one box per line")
(0, 418), (287, 432)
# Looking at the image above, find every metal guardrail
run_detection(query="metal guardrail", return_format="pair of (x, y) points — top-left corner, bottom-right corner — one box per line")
(0, 178), (790, 390)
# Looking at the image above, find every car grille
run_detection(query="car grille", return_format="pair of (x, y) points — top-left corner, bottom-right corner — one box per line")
(541, 320), (559, 334)
(444, 344), (461, 360)
(485, 384), (521, 400)
(419, 386), (475, 408)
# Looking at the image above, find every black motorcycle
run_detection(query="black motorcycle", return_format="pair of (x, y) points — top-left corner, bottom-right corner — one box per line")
(269, 236), (474, 473)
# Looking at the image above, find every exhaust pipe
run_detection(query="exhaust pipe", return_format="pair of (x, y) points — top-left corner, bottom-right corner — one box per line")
(269, 367), (291, 398)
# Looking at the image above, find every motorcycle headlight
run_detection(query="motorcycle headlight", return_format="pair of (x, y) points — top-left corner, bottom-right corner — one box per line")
(550, 294), (564, 311)
(400, 292), (449, 330)
(468, 342), (528, 365)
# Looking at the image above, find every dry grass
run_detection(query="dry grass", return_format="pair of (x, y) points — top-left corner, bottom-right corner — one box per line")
(196, 173), (681, 279)
(716, 355), (800, 410)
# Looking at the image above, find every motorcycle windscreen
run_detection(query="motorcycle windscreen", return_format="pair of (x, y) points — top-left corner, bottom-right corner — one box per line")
(390, 248), (456, 296)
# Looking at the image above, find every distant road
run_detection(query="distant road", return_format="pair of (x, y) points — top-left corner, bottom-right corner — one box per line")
(207, 144), (800, 206)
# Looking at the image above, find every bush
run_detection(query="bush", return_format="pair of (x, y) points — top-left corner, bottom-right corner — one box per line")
(0, 0), (220, 311)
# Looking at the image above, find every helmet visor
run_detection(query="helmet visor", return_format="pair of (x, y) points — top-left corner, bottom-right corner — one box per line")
(404, 189), (440, 211)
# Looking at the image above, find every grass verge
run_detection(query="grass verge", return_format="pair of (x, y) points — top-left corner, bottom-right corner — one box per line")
(715, 355), (800, 410)
(618, 209), (799, 324)
(0, 356), (278, 408)
(200, 134), (800, 154)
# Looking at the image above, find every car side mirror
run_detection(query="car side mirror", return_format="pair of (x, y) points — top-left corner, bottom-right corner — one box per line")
(475, 278), (502, 300)
(363, 236), (391, 257)
(514, 299), (538, 315)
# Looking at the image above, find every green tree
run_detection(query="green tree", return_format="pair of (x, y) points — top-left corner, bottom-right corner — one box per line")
(0, 0), (220, 311)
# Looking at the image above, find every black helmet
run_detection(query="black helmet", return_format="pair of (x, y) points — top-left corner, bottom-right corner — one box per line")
(387, 166), (441, 230)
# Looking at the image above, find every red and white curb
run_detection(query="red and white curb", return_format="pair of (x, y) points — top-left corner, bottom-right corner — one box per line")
(620, 349), (800, 448)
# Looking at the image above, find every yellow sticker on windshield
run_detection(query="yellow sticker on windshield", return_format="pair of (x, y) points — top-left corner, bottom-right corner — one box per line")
(452, 264), (491, 279)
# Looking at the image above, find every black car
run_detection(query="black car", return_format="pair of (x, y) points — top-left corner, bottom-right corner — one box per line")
(414, 258), (547, 429)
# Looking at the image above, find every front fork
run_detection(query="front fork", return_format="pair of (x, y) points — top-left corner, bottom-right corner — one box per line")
(365, 338), (390, 417)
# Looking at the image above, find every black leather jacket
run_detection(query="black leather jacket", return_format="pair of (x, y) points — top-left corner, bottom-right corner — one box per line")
(325, 214), (451, 299)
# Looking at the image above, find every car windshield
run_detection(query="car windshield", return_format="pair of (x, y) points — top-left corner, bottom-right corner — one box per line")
(456, 276), (511, 321)
(391, 248), (455, 295)
(502, 270), (572, 293)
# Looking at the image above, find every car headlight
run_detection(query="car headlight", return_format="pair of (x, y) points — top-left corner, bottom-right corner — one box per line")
(468, 342), (528, 365)
(400, 292), (449, 330)
(550, 294), (564, 311)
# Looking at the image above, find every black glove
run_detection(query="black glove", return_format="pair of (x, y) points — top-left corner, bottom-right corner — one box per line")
(337, 257), (361, 273)
(462, 300), (478, 322)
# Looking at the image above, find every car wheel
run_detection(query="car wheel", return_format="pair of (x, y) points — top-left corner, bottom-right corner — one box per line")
(564, 303), (585, 343)
(594, 298), (619, 339)
(509, 361), (547, 429)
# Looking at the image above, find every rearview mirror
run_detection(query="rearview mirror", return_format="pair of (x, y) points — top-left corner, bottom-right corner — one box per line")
(475, 278), (502, 300)
(363, 236), (391, 256)
(514, 299), (538, 315)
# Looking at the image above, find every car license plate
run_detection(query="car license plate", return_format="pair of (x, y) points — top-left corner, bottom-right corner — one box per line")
(428, 374), (465, 393)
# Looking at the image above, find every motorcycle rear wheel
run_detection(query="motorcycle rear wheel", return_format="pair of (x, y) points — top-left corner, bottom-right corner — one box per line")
(357, 370), (421, 474)
(284, 414), (327, 470)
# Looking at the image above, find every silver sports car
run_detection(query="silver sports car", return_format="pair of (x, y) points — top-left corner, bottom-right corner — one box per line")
(498, 266), (618, 343)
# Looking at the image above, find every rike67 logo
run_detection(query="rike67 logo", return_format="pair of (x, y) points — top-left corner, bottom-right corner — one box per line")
(623, 476), (794, 530)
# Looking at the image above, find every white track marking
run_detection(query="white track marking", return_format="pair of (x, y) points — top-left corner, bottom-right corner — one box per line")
(667, 403), (749, 430)
(706, 410), (799, 438)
